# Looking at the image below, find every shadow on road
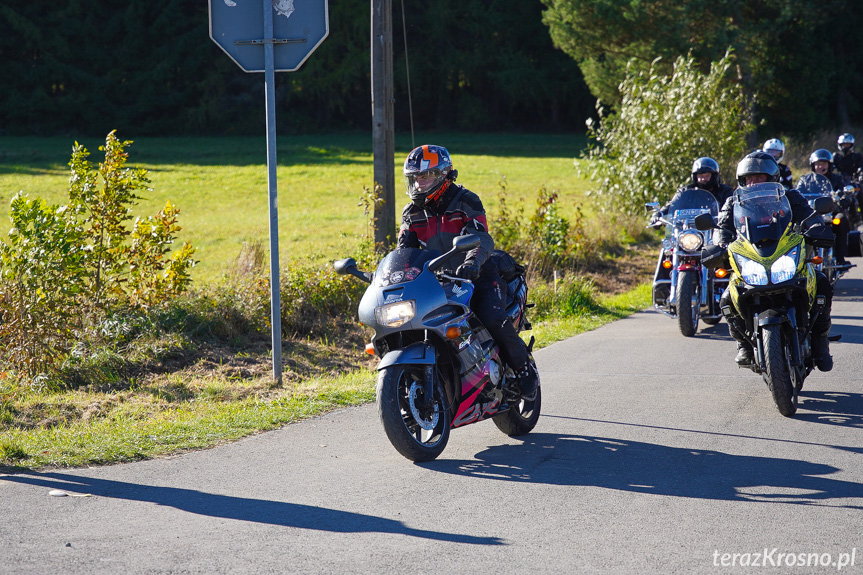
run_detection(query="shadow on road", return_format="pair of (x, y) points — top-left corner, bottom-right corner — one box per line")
(797, 391), (863, 429)
(833, 278), (863, 303)
(424, 432), (863, 509)
(693, 321), (732, 341)
(0, 472), (503, 545)
(827, 320), (863, 345)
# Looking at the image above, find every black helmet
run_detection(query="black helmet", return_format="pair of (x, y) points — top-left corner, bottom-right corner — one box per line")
(403, 145), (456, 207)
(838, 133), (855, 153)
(691, 157), (720, 189)
(809, 148), (834, 172)
(736, 151), (780, 186)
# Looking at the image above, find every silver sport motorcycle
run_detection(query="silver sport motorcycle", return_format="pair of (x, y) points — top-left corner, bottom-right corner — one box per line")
(334, 235), (540, 462)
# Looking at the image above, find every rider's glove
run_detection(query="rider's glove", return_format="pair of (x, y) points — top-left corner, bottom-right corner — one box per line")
(455, 260), (480, 281)
(649, 213), (663, 228)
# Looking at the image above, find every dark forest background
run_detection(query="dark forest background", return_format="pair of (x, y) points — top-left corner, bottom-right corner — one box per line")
(1, 1), (861, 138)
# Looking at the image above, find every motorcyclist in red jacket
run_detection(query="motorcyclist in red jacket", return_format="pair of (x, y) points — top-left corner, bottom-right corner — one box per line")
(397, 145), (538, 398)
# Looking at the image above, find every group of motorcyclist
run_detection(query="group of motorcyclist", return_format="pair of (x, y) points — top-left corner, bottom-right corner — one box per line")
(650, 133), (863, 374)
(394, 136), (859, 398)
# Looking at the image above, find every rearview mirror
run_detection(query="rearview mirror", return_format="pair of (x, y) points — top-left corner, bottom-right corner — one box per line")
(333, 258), (357, 275)
(813, 195), (835, 214)
(694, 213), (717, 231)
(453, 234), (481, 252)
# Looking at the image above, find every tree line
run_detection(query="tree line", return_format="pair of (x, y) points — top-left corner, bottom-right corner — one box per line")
(541, 0), (863, 139)
(0, 1), (593, 137)
(1, 1), (861, 138)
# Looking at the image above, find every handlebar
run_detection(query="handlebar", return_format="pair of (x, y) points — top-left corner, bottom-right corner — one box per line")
(437, 272), (474, 285)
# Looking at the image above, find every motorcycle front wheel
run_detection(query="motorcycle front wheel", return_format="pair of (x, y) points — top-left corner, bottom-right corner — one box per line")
(676, 270), (700, 337)
(377, 365), (451, 462)
(761, 324), (797, 417)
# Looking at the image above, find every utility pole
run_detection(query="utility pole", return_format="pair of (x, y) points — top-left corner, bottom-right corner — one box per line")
(371, 0), (396, 247)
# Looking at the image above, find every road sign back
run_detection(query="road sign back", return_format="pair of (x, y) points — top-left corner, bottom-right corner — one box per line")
(209, 0), (329, 73)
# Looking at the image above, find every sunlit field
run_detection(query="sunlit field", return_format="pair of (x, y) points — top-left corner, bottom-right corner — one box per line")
(0, 132), (592, 282)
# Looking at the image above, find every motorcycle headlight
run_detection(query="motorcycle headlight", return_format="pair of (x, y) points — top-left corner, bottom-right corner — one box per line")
(374, 300), (416, 327)
(770, 245), (800, 284)
(734, 253), (768, 286)
(678, 230), (703, 251)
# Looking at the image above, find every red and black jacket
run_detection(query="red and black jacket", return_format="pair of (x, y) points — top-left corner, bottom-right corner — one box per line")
(396, 184), (494, 268)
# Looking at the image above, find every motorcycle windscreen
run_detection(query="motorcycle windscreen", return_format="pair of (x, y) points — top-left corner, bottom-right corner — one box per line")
(795, 172), (834, 206)
(732, 183), (793, 251)
(373, 247), (441, 287)
(666, 187), (720, 222)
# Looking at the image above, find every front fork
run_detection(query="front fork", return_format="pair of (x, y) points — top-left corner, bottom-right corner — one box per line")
(421, 364), (435, 410)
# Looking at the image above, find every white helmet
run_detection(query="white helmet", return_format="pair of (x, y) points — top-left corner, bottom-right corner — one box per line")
(762, 138), (785, 163)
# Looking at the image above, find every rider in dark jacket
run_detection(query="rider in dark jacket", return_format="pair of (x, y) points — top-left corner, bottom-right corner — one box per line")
(798, 149), (851, 266)
(397, 144), (537, 398)
(651, 157), (733, 226)
(715, 151), (834, 371)
(833, 133), (863, 180)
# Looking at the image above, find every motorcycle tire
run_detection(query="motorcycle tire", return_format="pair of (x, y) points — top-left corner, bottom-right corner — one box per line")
(701, 317), (721, 325)
(377, 365), (451, 462)
(761, 324), (797, 417)
(493, 385), (542, 436)
(676, 270), (699, 337)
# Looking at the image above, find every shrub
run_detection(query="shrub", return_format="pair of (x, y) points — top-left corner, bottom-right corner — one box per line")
(581, 51), (754, 215)
(492, 185), (599, 278)
(0, 132), (197, 384)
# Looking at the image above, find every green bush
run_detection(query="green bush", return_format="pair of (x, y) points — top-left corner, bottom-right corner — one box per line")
(530, 275), (599, 321)
(0, 132), (197, 384)
(581, 51), (754, 215)
(493, 184), (600, 278)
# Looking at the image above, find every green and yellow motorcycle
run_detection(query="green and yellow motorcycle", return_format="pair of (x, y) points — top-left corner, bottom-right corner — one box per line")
(697, 183), (834, 416)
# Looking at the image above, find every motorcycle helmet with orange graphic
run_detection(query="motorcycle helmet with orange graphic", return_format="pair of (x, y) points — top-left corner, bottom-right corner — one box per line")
(403, 145), (458, 207)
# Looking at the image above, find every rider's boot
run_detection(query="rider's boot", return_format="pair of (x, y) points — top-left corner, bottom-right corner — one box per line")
(735, 342), (754, 366)
(513, 362), (538, 400)
(811, 333), (833, 372)
(724, 300), (754, 365)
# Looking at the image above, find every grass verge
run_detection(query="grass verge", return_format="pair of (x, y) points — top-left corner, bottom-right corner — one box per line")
(0, 282), (651, 471)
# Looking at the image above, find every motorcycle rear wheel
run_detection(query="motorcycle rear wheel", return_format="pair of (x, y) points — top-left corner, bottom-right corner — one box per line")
(676, 270), (700, 337)
(377, 365), (451, 462)
(762, 324), (796, 417)
(493, 386), (542, 436)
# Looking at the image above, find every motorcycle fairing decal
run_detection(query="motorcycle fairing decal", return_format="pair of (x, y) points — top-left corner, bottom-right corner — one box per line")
(459, 363), (487, 395)
(453, 383), (486, 426)
(452, 396), (502, 428)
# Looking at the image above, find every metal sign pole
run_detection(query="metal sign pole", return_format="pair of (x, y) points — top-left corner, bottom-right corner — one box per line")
(209, 0), (329, 385)
(263, 0), (283, 384)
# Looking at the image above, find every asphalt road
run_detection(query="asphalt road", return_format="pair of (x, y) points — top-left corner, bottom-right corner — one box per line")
(2, 267), (862, 574)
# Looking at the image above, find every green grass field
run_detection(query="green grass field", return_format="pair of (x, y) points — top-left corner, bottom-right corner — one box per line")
(0, 132), (592, 282)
